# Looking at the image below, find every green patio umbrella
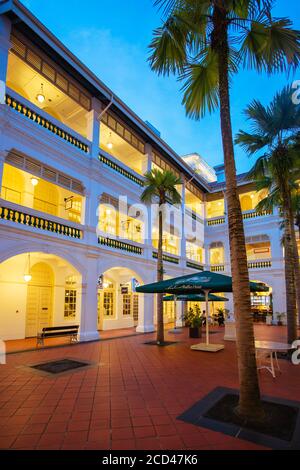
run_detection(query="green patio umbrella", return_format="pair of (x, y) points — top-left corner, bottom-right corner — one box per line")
(136, 271), (268, 352)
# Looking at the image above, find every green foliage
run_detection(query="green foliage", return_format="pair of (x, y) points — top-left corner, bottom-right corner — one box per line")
(149, 1), (300, 120)
(141, 168), (182, 205)
(236, 85), (300, 216)
(184, 305), (203, 327)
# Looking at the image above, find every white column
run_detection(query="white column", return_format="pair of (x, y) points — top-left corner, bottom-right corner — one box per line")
(0, 15), (11, 105)
(175, 300), (184, 327)
(86, 97), (102, 159)
(270, 231), (284, 270)
(180, 175), (186, 266)
(79, 254), (100, 341)
(143, 143), (153, 174)
(143, 144), (153, 259)
(136, 293), (155, 333)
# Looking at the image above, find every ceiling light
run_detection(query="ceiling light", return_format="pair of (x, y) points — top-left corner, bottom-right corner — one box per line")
(107, 132), (113, 150)
(31, 177), (39, 186)
(23, 274), (32, 282)
(103, 282), (109, 289)
(36, 83), (45, 103)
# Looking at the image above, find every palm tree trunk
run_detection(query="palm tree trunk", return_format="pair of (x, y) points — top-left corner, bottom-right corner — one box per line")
(156, 206), (164, 344)
(282, 189), (298, 342)
(215, 10), (263, 420)
(289, 210), (300, 326)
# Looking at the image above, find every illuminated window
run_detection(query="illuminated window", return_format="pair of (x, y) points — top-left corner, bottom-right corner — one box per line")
(186, 242), (203, 263)
(67, 197), (82, 223)
(103, 291), (114, 317)
(123, 294), (132, 316)
(64, 275), (77, 319)
(133, 294), (139, 322)
(163, 301), (175, 322)
(206, 199), (225, 219)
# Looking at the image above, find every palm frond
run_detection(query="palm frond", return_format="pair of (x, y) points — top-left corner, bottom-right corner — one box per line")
(179, 49), (219, 119)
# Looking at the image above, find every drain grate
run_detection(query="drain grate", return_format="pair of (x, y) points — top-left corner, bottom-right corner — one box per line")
(31, 359), (89, 374)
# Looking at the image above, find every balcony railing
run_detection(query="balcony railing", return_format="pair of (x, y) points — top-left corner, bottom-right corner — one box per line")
(5, 91), (90, 153)
(243, 209), (273, 220)
(210, 264), (225, 272)
(0, 203), (82, 239)
(98, 236), (143, 255)
(207, 217), (226, 226)
(248, 260), (272, 269)
(186, 260), (204, 271)
(99, 152), (144, 187)
(152, 251), (179, 264)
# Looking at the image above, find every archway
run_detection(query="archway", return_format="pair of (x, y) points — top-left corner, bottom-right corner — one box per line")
(97, 267), (144, 331)
(0, 252), (82, 340)
(250, 280), (273, 323)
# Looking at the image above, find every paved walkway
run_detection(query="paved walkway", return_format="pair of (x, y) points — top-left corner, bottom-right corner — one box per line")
(0, 326), (299, 450)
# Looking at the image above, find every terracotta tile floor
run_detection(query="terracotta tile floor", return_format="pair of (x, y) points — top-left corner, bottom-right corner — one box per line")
(0, 325), (299, 450)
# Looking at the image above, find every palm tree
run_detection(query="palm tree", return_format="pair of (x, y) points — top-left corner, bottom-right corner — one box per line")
(148, 0), (300, 420)
(141, 169), (182, 344)
(236, 93), (300, 340)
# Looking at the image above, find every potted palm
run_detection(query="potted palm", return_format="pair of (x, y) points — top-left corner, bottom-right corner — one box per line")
(184, 306), (202, 338)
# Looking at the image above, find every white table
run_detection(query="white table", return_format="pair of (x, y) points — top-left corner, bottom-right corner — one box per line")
(255, 341), (293, 378)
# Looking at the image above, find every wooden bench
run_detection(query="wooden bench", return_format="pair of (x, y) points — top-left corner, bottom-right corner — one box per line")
(37, 325), (79, 347)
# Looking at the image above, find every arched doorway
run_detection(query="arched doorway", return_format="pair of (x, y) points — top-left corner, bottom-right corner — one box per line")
(250, 280), (273, 322)
(0, 252), (82, 340)
(97, 267), (143, 331)
(26, 262), (54, 337)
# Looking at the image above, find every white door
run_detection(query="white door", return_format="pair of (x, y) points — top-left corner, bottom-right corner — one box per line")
(25, 263), (53, 337)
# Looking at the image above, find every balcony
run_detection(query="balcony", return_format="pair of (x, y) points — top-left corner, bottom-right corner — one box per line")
(152, 251), (180, 265)
(248, 260), (272, 269)
(98, 236), (143, 255)
(0, 200), (83, 239)
(186, 260), (204, 271)
(243, 209), (273, 220)
(210, 264), (225, 272)
(5, 90), (90, 154)
(99, 151), (144, 187)
(207, 217), (226, 226)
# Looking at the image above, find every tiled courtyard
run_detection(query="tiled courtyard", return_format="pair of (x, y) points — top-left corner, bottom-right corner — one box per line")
(0, 326), (299, 450)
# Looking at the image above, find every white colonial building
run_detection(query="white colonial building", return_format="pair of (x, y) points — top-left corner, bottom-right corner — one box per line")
(0, 0), (293, 342)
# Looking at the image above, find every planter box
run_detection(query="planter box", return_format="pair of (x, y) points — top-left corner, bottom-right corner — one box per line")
(189, 327), (202, 339)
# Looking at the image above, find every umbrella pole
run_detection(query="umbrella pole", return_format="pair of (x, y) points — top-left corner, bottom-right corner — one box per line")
(173, 295), (177, 330)
(204, 289), (210, 345)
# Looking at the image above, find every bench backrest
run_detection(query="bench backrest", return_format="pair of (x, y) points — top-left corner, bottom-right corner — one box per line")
(41, 325), (79, 333)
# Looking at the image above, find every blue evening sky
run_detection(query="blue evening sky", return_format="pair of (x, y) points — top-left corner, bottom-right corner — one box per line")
(22, 0), (300, 174)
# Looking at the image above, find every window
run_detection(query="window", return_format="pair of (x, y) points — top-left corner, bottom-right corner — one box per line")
(67, 197), (82, 223)
(123, 294), (132, 316)
(64, 289), (77, 319)
(103, 291), (114, 317)
(64, 276), (77, 319)
(133, 294), (139, 322)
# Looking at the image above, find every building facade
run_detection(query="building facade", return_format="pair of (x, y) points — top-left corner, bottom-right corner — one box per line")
(0, 0), (295, 342)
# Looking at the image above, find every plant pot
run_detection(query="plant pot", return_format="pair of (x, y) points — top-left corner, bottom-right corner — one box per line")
(189, 327), (202, 339)
(266, 316), (273, 326)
